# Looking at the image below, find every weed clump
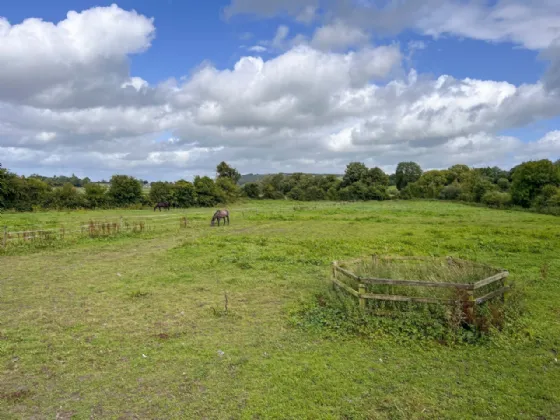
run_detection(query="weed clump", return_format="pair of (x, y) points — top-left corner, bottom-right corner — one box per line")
(291, 256), (522, 344)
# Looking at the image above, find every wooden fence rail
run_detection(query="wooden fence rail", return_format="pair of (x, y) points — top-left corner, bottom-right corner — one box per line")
(332, 258), (510, 311)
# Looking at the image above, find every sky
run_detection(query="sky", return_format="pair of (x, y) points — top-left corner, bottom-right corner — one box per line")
(1, 0), (560, 181)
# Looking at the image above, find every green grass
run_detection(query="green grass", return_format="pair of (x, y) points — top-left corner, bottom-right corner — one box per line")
(1, 201), (559, 419)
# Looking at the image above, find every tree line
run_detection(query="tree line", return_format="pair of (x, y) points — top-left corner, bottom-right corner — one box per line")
(240, 159), (560, 215)
(1, 159), (559, 215)
(0, 162), (241, 211)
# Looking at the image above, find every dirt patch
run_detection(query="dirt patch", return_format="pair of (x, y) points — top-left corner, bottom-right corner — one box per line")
(1, 388), (32, 403)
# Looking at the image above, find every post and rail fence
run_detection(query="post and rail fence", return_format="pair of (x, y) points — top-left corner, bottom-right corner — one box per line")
(331, 255), (510, 312)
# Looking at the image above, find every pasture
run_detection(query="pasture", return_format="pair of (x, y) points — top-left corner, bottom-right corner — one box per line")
(1, 201), (559, 419)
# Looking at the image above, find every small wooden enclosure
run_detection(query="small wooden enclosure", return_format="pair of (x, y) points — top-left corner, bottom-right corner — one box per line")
(332, 255), (510, 311)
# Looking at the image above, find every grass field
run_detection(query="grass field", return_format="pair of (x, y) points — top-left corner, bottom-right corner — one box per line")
(1, 201), (559, 419)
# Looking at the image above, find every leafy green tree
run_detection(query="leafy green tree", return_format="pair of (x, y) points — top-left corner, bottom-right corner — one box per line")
(364, 167), (389, 186)
(216, 161), (241, 184)
(395, 162), (422, 190)
(472, 176), (498, 202)
(174, 180), (197, 207)
(149, 182), (174, 203)
(84, 183), (108, 208)
(511, 159), (560, 207)
(194, 176), (223, 207)
(447, 164), (471, 184)
(242, 182), (261, 199)
(475, 166), (510, 183)
(497, 178), (510, 191)
(107, 175), (143, 207)
(341, 162), (368, 187)
(216, 177), (241, 203)
(412, 170), (448, 198)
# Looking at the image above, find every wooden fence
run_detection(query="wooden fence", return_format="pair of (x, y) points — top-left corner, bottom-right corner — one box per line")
(332, 256), (510, 311)
(1, 214), (190, 249)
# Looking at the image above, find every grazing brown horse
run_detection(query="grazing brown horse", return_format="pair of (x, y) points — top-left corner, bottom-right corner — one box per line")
(211, 209), (229, 226)
(154, 202), (171, 211)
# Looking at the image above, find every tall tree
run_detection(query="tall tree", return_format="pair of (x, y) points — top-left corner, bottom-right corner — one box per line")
(365, 167), (389, 186)
(216, 161), (241, 184)
(342, 162), (368, 187)
(395, 162), (423, 190)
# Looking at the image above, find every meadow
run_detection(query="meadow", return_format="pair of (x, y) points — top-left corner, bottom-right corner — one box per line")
(1, 201), (559, 419)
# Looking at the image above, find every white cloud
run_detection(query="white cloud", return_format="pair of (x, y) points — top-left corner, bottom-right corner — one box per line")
(0, 4), (156, 108)
(1, 4), (560, 181)
(416, 1), (560, 50)
(248, 45), (268, 53)
(311, 20), (370, 51)
(225, 0), (560, 51)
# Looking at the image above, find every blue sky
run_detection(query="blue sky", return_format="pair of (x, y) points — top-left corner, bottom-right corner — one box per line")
(0, 0), (559, 180)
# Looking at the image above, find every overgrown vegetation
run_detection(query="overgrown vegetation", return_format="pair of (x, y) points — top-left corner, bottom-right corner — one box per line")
(292, 257), (517, 344)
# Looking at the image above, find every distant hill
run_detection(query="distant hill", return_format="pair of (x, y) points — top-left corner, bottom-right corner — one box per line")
(239, 173), (343, 185)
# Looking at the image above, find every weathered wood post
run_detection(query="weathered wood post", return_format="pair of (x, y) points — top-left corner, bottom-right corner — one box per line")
(359, 284), (366, 310)
(2, 226), (7, 248)
(466, 289), (475, 324)
(120, 216), (124, 232)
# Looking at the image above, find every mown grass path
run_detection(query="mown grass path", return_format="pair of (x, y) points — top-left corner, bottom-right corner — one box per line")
(1, 201), (559, 419)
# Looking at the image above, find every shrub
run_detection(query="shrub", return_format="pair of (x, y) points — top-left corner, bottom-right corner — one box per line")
(482, 191), (512, 208)
(242, 182), (261, 199)
(439, 183), (462, 200)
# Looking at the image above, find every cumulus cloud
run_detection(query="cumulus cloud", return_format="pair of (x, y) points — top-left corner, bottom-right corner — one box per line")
(0, 4), (157, 108)
(1, 3), (560, 181)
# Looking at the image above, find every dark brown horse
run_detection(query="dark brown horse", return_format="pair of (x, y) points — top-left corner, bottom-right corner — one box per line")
(211, 209), (229, 226)
(154, 202), (171, 211)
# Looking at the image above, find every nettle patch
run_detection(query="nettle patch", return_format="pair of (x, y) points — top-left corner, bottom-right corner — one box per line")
(291, 256), (522, 344)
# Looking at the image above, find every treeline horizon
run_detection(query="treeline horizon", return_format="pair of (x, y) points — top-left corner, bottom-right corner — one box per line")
(1, 159), (559, 215)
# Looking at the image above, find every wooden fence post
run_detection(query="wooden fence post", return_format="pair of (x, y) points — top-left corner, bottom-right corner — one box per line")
(466, 290), (475, 324)
(120, 216), (124, 231)
(359, 284), (366, 310)
(3, 226), (7, 248)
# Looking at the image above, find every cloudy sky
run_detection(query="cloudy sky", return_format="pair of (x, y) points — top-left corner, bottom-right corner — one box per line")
(1, 0), (559, 181)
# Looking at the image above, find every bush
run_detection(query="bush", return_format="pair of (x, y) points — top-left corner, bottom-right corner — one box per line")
(242, 182), (261, 199)
(386, 186), (399, 199)
(497, 178), (510, 191)
(482, 191), (512, 208)
(174, 180), (197, 208)
(107, 175), (143, 207)
(149, 182), (174, 204)
(439, 183), (462, 200)
(511, 159), (560, 207)
(84, 183), (108, 208)
(194, 176), (224, 207)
